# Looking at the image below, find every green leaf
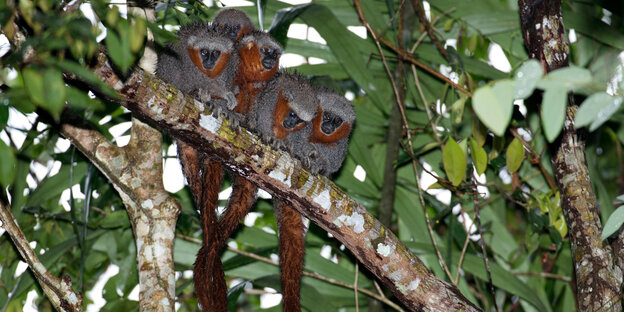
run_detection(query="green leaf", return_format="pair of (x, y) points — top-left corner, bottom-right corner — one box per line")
(514, 60), (542, 99)
(443, 137), (467, 186)
(22, 68), (45, 106)
(66, 86), (105, 111)
(470, 137), (487, 175)
(506, 138), (524, 173)
(541, 86), (567, 142)
(0, 140), (16, 187)
(129, 16), (146, 53)
(472, 79), (514, 136)
(538, 66), (592, 91)
(42, 68), (66, 118)
(105, 26), (134, 74)
(52, 59), (119, 99)
(575, 92), (623, 131)
(98, 210), (130, 228)
(602, 205), (624, 240)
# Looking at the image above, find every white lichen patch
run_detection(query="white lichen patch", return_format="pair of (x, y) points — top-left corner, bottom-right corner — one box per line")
(131, 177), (141, 188)
(111, 155), (125, 170)
(382, 264), (390, 272)
(535, 23), (541, 29)
(337, 212), (365, 232)
(376, 242), (396, 257)
(142, 199), (154, 209)
(199, 113), (222, 134)
(268, 164), (291, 187)
(408, 278), (421, 290)
(67, 292), (79, 304)
(389, 269), (404, 281)
(313, 189), (332, 212)
(34, 263), (46, 275)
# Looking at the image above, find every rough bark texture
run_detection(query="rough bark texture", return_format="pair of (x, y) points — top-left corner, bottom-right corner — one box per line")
(60, 111), (179, 312)
(518, 1), (623, 310)
(0, 201), (83, 312)
(91, 56), (481, 312)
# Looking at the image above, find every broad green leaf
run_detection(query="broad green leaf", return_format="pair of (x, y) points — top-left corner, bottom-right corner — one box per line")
(506, 138), (524, 173)
(105, 27), (134, 74)
(53, 60), (118, 99)
(42, 68), (66, 118)
(98, 210), (130, 228)
(472, 79), (514, 136)
(538, 66), (591, 91)
(0, 103), (8, 128)
(470, 137), (487, 175)
(514, 60), (542, 99)
(0, 140), (16, 187)
(129, 16), (146, 53)
(541, 86), (567, 142)
(575, 92), (623, 131)
(602, 206), (624, 240)
(22, 68), (45, 106)
(443, 137), (467, 186)
(472, 118), (487, 147)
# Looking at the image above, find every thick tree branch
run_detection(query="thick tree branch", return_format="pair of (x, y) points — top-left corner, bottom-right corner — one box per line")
(60, 109), (179, 312)
(90, 54), (481, 312)
(0, 201), (83, 312)
(518, 1), (622, 311)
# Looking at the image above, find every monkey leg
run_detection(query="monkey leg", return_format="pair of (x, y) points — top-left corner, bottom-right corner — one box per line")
(216, 176), (258, 249)
(275, 200), (305, 312)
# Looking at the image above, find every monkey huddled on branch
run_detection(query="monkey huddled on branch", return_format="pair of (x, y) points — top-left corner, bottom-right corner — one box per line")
(155, 8), (355, 312)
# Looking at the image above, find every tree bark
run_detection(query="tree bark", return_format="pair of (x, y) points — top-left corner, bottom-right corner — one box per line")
(518, 1), (622, 310)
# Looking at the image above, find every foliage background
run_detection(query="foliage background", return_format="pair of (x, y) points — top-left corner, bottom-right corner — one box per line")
(0, 0), (623, 311)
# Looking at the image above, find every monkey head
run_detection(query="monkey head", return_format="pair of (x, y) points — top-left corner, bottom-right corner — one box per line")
(237, 31), (282, 82)
(211, 8), (254, 41)
(310, 90), (355, 144)
(182, 26), (237, 79)
(249, 72), (318, 141)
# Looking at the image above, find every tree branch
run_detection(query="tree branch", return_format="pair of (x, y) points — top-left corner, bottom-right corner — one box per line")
(0, 201), (83, 312)
(518, 1), (622, 310)
(89, 53), (481, 312)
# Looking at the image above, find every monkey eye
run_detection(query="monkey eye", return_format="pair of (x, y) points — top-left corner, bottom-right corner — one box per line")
(200, 49), (209, 56)
(261, 47), (271, 55)
(289, 110), (298, 117)
(211, 50), (221, 58)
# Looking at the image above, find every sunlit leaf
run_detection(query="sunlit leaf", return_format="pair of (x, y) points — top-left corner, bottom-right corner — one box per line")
(470, 138), (487, 175)
(506, 138), (525, 173)
(0, 140), (16, 187)
(443, 137), (467, 186)
(575, 92), (623, 131)
(472, 79), (514, 136)
(541, 86), (567, 142)
(514, 60), (542, 99)
(602, 206), (624, 240)
(42, 68), (66, 118)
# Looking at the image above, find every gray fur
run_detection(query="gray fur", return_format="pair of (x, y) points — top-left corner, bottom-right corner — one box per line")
(238, 31), (283, 59)
(155, 22), (239, 110)
(288, 89), (354, 176)
(211, 8), (254, 40)
(248, 71), (318, 144)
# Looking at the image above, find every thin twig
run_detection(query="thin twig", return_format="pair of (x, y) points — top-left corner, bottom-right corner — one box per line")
(411, 0), (447, 59)
(509, 127), (557, 191)
(454, 217), (472, 284)
(353, 0), (455, 283)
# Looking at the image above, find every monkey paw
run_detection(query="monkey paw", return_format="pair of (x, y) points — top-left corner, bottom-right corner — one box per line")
(224, 92), (238, 110)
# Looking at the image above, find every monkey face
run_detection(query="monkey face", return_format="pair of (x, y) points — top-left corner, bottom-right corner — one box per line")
(260, 46), (281, 70)
(199, 48), (222, 71)
(321, 112), (344, 135)
(282, 110), (304, 130)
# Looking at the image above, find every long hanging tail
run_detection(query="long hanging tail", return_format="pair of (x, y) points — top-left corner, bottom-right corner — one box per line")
(178, 140), (227, 312)
(275, 199), (305, 312)
(216, 176), (258, 250)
